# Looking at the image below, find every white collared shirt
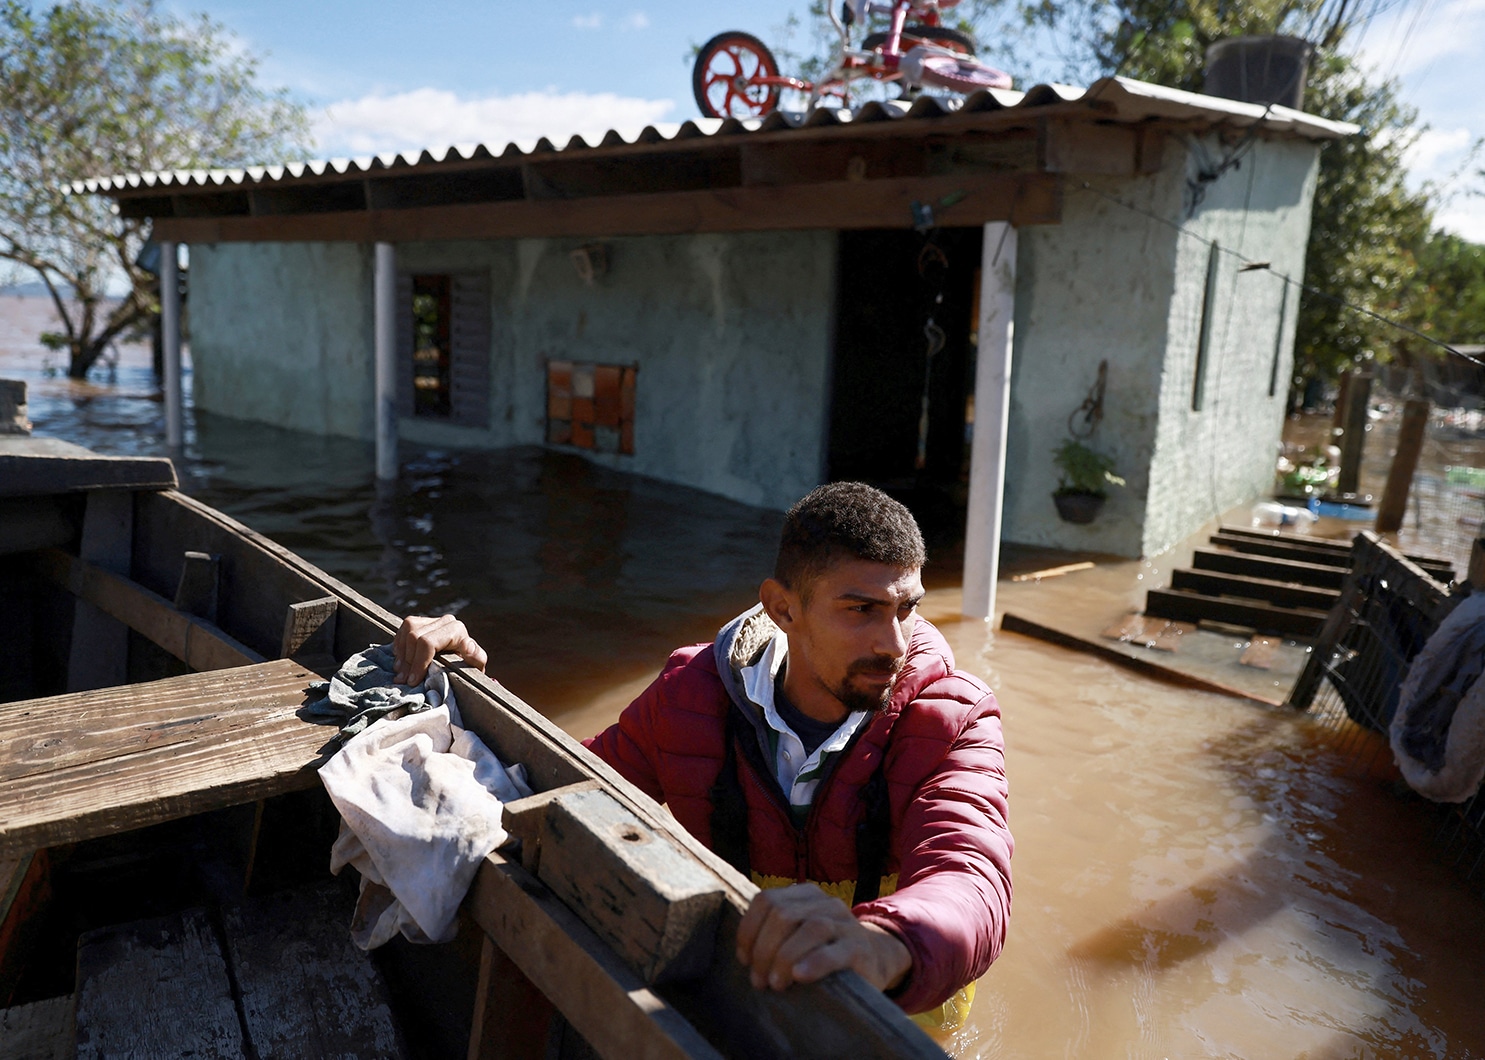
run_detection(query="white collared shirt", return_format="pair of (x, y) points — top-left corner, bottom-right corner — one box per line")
(739, 633), (869, 815)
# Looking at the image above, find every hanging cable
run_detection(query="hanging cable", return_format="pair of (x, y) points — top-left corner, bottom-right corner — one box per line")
(1073, 181), (1485, 369)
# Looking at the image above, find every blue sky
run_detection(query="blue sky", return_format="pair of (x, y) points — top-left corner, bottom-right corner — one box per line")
(173, 0), (1483, 239)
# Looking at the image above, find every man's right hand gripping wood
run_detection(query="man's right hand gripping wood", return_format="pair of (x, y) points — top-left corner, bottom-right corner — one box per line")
(393, 614), (488, 685)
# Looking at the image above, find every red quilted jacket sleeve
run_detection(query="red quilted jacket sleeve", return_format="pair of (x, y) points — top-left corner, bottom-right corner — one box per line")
(853, 688), (1013, 1014)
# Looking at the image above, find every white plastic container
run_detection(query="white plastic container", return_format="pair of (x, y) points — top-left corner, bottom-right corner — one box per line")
(1251, 501), (1318, 531)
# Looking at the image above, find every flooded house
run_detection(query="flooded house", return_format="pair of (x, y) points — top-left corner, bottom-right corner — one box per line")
(78, 75), (1351, 616)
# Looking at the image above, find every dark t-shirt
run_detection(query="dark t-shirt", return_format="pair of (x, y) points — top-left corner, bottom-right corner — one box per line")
(773, 672), (843, 756)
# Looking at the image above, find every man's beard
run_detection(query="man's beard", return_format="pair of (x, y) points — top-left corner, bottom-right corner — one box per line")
(835, 656), (904, 714)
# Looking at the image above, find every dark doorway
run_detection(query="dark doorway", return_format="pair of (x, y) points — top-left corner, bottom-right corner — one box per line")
(827, 227), (983, 549)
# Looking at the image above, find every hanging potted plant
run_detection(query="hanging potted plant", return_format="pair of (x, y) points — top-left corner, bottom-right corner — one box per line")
(1052, 438), (1125, 524)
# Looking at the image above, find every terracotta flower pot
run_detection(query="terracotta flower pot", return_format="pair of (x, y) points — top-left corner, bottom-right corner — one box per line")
(1053, 491), (1106, 524)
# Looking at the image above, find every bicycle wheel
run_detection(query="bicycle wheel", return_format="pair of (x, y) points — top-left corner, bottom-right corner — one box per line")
(911, 49), (1013, 93)
(692, 32), (781, 120)
(863, 24), (976, 55)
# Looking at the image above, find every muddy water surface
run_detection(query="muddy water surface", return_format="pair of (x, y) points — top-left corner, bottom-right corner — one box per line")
(6, 305), (1485, 1057)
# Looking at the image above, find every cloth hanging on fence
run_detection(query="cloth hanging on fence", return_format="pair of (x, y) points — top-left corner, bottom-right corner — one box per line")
(1390, 591), (1485, 802)
(316, 648), (532, 949)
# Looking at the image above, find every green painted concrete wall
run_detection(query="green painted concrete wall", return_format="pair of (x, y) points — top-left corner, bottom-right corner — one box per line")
(190, 230), (836, 511)
(1002, 135), (1320, 556)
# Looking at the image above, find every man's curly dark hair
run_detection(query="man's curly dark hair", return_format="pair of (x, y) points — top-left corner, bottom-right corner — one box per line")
(774, 482), (926, 596)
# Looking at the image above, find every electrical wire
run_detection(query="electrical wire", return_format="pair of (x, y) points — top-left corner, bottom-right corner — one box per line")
(1073, 180), (1485, 369)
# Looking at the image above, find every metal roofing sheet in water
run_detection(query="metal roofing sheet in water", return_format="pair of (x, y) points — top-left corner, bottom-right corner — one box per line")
(74, 76), (1358, 196)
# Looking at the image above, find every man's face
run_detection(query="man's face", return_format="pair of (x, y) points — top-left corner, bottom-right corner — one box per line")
(776, 559), (925, 715)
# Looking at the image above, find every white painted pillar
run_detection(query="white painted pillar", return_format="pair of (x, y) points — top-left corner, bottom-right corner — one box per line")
(160, 241), (183, 449)
(373, 241), (398, 480)
(962, 222), (1018, 620)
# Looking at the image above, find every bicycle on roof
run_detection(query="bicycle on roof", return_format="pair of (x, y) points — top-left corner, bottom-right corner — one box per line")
(692, 0), (1013, 120)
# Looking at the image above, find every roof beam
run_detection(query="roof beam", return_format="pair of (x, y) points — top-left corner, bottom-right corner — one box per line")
(150, 171), (1061, 243)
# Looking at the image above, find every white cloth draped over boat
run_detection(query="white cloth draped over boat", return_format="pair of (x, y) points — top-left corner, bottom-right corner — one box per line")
(318, 659), (532, 949)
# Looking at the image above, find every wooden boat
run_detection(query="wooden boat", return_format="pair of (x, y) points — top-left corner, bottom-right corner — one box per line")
(0, 433), (946, 1059)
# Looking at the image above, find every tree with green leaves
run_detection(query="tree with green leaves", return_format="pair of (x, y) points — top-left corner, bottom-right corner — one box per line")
(0, 0), (309, 378)
(997, 0), (1441, 386)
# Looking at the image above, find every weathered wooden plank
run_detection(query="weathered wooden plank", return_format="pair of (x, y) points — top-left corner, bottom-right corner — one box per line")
(1145, 588), (1327, 638)
(150, 171), (1063, 244)
(503, 781), (605, 868)
(220, 882), (407, 1059)
(174, 550), (221, 622)
(1283, 531), (1448, 710)
(0, 436), (176, 498)
(0, 498), (75, 557)
(0, 659), (333, 858)
(467, 935), (557, 1060)
(0, 995), (74, 1060)
(1207, 533), (1352, 568)
(0, 851), (48, 1006)
(280, 596), (338, 660)
(1215, 526), (1355, 552)
(1211, 529), (1455, 581)
(38, 547), (263, 672)
(1169, 568), (1341, 611)
(76, 909), (243, 1059)
(66, 491), (132, 692)
(537, 787), (724, 985)
(1190, 547), (1346, 589)
(466, 852), (723, 1060)
(1001, 612), (1284, 708)
(1337, 370), (1373, 496)
(131, 490), (396, 672)
(1010, 560), (1094, 582)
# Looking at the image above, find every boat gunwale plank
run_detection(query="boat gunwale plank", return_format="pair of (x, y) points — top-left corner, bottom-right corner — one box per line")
(467, 851), (722, 1060)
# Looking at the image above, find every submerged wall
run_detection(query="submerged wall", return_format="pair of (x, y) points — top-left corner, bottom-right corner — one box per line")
(1141, 136), (1320, 556)
(190, 242), (374, 440)
(189, 230), (836, 511)
(1002, 134), (1320, 557)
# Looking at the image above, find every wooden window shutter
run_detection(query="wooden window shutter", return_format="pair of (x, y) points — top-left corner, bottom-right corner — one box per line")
(449, 272), (491, 429)
(395, 274), (414, 417)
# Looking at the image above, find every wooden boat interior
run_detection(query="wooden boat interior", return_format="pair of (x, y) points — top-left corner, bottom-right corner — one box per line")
(0, 437), (945, 1059)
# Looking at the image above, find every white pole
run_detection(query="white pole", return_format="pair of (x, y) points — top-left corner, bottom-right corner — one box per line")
(962, 222), (1017, 620)
(160, 240), (183, 449)
(373, 241), (397, 481)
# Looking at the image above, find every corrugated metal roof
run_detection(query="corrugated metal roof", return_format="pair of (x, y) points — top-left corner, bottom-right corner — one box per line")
(74, 76), (1357, 196)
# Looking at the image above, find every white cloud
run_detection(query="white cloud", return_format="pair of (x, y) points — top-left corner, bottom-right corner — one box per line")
(311, 88), (677, 158)
(1404, 127), (1474, 180)
(623, 11), (651, 30)
(571, 13), (602, 30)
(1351, 0), (1485, 79)
(1434, 201), (1485, 242)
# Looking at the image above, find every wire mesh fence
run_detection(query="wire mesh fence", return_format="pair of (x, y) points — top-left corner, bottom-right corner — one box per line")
(1289, 530), (1485, 889)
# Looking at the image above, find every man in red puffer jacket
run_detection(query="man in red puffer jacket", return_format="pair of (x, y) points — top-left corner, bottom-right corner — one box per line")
(395, 482), (1012, 1029)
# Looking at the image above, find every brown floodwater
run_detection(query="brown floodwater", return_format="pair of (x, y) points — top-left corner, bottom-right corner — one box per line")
(6, 299), (1485, 1057)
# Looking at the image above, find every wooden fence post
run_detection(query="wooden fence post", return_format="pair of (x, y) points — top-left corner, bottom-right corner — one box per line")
(1336, 370), (1373, 497)
(1376, 398), (1429, 533)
